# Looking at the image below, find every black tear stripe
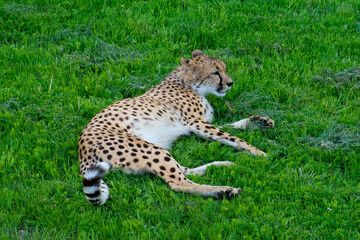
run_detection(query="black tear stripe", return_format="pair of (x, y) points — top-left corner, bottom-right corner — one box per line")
(218, 72), (223, 87)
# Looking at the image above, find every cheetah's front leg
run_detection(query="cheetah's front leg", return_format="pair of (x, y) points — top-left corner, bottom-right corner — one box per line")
(187, 120), (267, 156)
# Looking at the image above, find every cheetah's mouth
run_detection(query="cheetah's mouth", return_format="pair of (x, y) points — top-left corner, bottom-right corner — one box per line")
(217, 87), (228, 94)
(217, 87), (225, 93)
(215, 89), (227, 97)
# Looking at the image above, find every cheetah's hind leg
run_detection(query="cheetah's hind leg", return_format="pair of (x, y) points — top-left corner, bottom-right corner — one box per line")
(153, 156), (241, 200)
(181, 161), (234, 177)
(223, 116), (274, 130)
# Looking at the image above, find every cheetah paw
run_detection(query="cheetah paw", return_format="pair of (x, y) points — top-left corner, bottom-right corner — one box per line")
(251, 116), (274, 129)
(217, 188), (242, 200)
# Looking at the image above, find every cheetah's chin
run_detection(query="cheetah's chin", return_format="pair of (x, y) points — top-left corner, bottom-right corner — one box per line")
(214, 91), (227, 97)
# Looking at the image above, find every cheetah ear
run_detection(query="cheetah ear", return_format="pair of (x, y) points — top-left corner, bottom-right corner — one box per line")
(192, 50), (205, 58)
(181, 57), (190, 66)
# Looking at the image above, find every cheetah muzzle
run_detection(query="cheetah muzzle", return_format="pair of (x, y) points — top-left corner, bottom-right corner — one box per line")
(78, 50), (274, 205)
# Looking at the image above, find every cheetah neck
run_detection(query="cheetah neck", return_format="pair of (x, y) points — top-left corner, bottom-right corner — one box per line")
(159, 66), (214, 122)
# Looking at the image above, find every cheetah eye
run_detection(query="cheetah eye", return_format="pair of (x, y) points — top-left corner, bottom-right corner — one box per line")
(212, 71), (220, 76)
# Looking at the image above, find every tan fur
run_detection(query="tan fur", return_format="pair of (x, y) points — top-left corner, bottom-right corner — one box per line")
(79, 50), (274, 204)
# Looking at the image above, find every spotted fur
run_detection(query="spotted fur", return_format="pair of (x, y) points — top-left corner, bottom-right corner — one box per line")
(78, 50), (274, 205)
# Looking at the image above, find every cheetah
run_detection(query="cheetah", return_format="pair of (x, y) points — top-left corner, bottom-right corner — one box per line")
(79, 50), (274, 205)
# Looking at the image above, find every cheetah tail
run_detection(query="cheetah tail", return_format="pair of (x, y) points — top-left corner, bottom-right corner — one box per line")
(82, 162), (111, 205)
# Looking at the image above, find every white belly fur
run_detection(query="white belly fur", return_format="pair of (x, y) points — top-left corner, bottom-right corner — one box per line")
(131, 120), (190, 149)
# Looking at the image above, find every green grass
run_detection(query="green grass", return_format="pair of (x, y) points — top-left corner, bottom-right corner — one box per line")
(1, 0), (360, 239)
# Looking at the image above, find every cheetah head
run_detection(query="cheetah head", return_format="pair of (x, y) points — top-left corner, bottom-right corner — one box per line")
(180, 50), (233, 97)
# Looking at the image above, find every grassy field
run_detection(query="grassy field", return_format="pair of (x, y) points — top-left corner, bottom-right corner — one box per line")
(1, 0), (360, 239)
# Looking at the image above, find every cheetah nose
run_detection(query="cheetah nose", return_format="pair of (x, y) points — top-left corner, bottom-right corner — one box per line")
(226, 82), (233, 87)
